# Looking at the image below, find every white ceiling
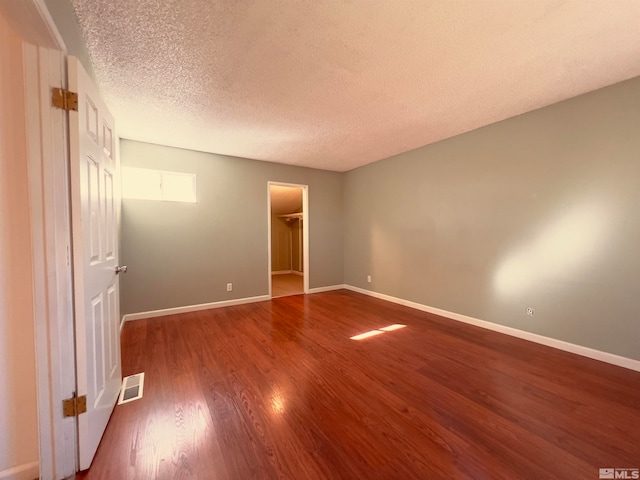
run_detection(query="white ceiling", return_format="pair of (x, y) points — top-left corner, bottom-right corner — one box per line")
(69, 0), (640, 172)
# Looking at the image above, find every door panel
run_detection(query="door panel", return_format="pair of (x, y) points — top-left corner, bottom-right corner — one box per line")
(105, 170), (115, 259)
(90, 294), (105, 404)
(107, 284), (118, 376)
(69, 56), (122, 470)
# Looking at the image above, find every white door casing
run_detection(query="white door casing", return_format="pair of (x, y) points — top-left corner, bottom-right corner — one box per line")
(24, 44), (79, 479)
(68, 56), (122, 470)
(267, 182), (309, 297)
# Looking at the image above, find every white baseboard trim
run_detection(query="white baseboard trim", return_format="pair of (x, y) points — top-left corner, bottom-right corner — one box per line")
(0, 461), (39, 480)
(292, 271), (304, 277)
(343, 285), (640, 372)
(308, 284), (346, 294)
(272, 270), (292, 275)
(122, 295), (271, 322)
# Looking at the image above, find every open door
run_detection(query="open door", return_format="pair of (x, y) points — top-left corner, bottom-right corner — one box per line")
(68, 56), (123, 470)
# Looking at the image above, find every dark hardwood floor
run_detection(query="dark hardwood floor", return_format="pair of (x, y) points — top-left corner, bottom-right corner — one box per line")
(77, 289), (640, 479)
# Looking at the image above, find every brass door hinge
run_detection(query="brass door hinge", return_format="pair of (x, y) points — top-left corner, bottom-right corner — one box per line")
(52, 88), (78, 111)
(62, 394), (87, 417)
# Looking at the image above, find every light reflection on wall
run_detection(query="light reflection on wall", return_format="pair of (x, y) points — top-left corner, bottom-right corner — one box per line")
(494, 200), (609, 297)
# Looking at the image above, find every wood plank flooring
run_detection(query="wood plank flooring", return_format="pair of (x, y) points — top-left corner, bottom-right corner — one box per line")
(77, 289), (640, 479)
(271, 273), (303, 298)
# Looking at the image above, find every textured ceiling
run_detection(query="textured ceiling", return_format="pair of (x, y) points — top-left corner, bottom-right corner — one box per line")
(70, 0), (640, 172)
(270, 185), (302, 216)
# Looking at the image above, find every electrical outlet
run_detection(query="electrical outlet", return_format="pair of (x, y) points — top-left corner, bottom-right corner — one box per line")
(226, 283), (233, 292)
(367, 275), (372, 283)
(526, 307), (535, 316)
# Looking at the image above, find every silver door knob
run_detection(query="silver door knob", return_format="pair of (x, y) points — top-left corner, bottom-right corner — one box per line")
(115, 265), (128, 274)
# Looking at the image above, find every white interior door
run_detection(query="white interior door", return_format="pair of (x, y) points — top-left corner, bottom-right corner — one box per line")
(68, 56), (122, 470)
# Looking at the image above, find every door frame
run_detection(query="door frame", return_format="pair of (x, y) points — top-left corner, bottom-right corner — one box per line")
(5, 1), (78, 478)
(267, 181), (309, 297)
(25, 44), (79, 480)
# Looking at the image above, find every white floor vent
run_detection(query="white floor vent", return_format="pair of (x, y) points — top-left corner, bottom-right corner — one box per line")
(118, 372), (145, 405)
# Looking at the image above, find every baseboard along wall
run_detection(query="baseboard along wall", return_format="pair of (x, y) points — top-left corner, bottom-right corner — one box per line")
(120, 284), (640, 372)
(0, 461), (39, 480)
(122, 295), (270, 322)
(307, 285), (344, 294)
(342, 284), (640, 373)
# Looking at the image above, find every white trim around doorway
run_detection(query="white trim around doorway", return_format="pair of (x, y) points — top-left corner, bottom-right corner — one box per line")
(267, 182), (309, 298)
(16, 6), (78, 479)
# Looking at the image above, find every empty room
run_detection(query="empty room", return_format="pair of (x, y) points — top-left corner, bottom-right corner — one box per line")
(1, 1), (639, 480)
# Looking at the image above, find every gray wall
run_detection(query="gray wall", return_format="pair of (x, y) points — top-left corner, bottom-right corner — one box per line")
(120, 140), (343, 314)
(344, 76), (640, 360)
(43, 0), (97, 82)
(121, 77), (640, 361)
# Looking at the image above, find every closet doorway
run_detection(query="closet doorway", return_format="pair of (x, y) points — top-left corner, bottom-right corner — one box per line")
(268, 182), (309, 298)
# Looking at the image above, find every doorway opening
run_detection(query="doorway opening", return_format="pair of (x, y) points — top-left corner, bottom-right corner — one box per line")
(268, 182), (309, 298)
